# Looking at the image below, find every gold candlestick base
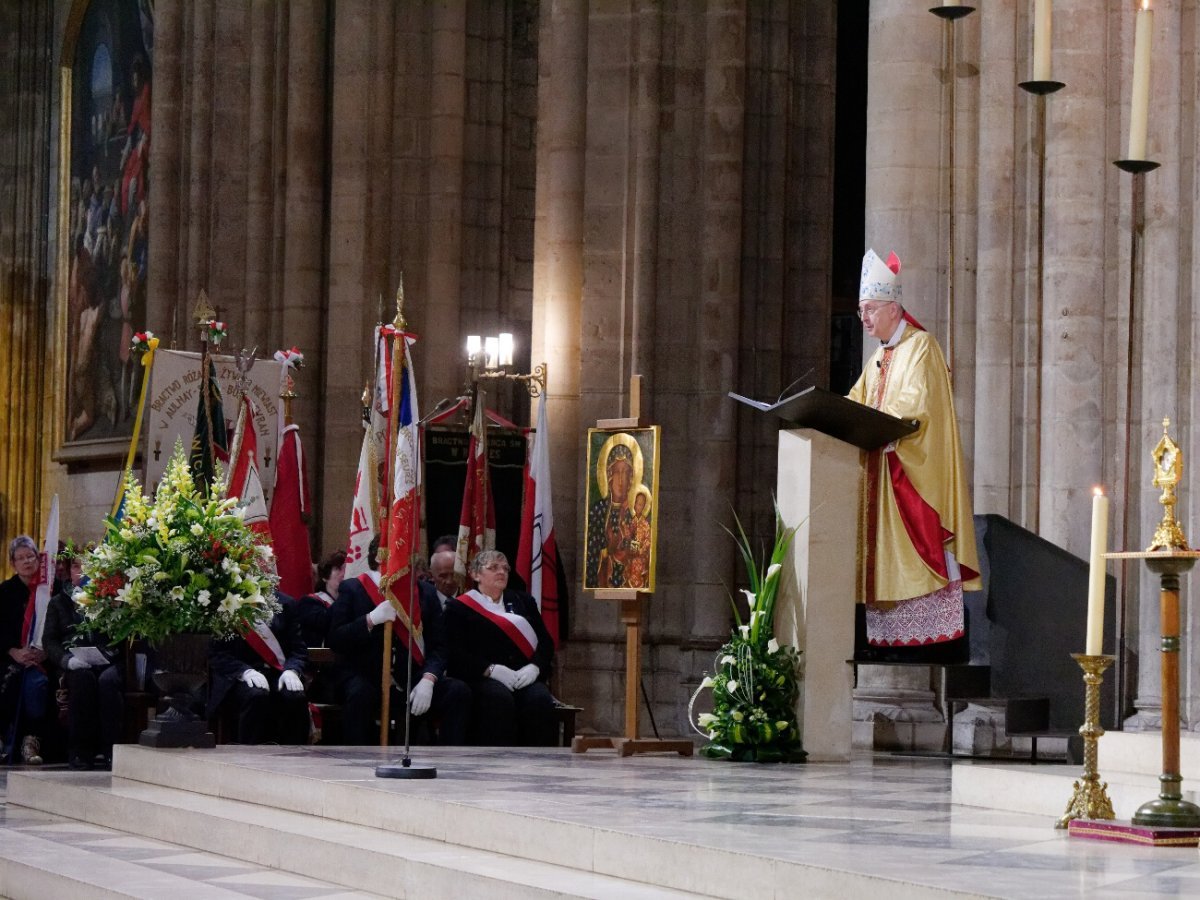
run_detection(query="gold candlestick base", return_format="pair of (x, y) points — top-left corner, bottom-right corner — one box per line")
(1056, 654), (1116, 829)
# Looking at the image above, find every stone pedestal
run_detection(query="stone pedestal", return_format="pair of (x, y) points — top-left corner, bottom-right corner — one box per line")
(775, 429), (859, 761)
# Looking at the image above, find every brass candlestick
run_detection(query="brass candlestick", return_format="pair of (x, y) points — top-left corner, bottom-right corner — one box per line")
(1057, 653), (1116, 828)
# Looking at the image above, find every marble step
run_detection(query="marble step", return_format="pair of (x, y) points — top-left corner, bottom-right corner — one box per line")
(0, 809), (383, 899)
(951, 759), (1200, 821)
(1104, 730), (1200, 779)
(7, 770), (707, 900)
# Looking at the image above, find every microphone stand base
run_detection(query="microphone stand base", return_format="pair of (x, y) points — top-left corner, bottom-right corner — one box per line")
(376, 761), (438, 779)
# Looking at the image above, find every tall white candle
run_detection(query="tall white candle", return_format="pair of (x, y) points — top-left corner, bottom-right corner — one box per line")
(1085, 488), (1109, 655)
(1033, 0), (1053, 82)
(943, 0), (962, 6)
(1128, 1), (1153, 161)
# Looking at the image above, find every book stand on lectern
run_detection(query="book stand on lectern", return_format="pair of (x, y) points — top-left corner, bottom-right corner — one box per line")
(571, 375), (694, 758)
(729, 386), (917, 761)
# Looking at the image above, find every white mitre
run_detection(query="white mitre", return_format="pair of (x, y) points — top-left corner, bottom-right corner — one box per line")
(859, 249), (902, 302)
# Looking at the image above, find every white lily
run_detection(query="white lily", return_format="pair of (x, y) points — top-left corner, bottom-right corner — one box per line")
(765, 563), (781, 581)
(697, 713), (717, 728)
(720, 654), (735, 666)
(726, 679), (739, 694)
(767, 638), (780, 654)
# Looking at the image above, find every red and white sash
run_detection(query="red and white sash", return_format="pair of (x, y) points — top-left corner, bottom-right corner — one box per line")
(310, 590), (334, 608)
(245, 621), (285, 670)
(457, 590), (538, 661)
(358, 572), (425, 666)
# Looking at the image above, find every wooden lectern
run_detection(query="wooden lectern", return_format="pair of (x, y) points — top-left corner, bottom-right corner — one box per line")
(730, 387), (916, 761)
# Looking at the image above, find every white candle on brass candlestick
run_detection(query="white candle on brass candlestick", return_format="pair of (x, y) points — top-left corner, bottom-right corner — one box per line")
(1033, 0), (1053, 82)
(1128, 0), (1153, 160)
(1085, 487), (1109, 655)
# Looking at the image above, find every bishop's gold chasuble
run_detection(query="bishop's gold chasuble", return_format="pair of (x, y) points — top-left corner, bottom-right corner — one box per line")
(848, 324), (981, 646)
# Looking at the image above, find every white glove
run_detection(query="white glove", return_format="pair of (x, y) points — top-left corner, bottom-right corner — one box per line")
(409, 677), (435, 716)
(488, 663), (519, 691)
(240, 668), (269, 690)
(279, 669), (304, 692)
(512, 663), (540, 690)
(66, 656), (91, 671)
(367, 602), (396, 627)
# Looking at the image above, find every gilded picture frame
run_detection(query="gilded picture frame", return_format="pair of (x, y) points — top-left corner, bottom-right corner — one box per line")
(54, 0), (153, 463)
(582, 425), (661, 592)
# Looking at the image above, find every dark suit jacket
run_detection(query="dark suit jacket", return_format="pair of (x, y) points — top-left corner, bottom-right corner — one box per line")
(207, 594), (307, 717)
(295, 593), (334, 647)
(443, 588), (554, 681)
(43, 591), (121, 673)
(328, 575), (447, 688)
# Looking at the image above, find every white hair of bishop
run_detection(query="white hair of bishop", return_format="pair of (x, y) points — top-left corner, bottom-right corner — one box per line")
(859, 248), (902, 302)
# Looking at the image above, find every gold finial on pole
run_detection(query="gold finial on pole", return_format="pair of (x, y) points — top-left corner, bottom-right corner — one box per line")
(393, 273), (406, 331)
(1148, 417), (1189, 552)
(193, 289), (216, 326)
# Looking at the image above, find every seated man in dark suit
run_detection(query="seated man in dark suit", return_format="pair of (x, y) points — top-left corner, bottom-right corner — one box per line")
(208, 593), (309, 744)
(328, 535), (469, 745)
(43, 551), (124, 769)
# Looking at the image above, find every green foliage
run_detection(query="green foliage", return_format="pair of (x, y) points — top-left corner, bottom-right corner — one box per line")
(73, 444), (279, 643)
(691, 504), (806, 763)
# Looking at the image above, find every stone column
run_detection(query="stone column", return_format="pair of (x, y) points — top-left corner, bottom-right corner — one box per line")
(687, 0), (746, 646)
(423, 1), (467, 404)
(864, 1), (943, 338)
(321, 0), (384, 549)
(531, 0), (587, 637)
(278, 0), (327, 450)
(146, 0), (181, 339)
(1036, 1), (1109, 554)
(1130, 2), (1184, 730)
(971, 1), (1018, 519)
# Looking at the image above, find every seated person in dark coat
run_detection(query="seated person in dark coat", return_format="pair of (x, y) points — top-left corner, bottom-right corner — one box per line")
(296, 550), (345, 647)
(0, 535), (54, 765)
(208, 593), (309, 745)
(43, 551), (123, 769)
(328, 535), (469, 746)
(444, 549), (557, 747)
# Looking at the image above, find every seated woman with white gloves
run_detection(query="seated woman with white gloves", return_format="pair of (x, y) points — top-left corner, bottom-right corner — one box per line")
(443, 550), (557, 746)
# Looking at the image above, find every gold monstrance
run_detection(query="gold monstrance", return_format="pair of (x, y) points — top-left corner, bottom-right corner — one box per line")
(1148, 418), (1189, 552)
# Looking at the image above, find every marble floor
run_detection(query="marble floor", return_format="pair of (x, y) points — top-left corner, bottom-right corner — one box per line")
(5, 746), (1200, 898)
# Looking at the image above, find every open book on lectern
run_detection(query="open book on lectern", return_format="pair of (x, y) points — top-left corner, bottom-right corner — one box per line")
(728, 385), (918, 451)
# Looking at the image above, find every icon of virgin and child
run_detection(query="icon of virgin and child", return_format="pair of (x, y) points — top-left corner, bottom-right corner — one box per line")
(584, 430), (659, 591)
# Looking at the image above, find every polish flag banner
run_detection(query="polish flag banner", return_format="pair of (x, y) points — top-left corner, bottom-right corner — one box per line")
(515, 399), (561, 646)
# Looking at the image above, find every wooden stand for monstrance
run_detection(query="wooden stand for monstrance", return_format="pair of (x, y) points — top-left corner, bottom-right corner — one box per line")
(571, 375), (694, 758)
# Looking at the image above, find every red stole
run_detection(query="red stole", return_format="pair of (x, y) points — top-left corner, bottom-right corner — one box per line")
(457, 591), (537, 661)
(244, 621), (285, 670)
(359, 573), (426, 666)
(20, 579), (36, 647)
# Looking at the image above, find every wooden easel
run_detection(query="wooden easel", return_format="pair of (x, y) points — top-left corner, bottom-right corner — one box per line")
(571, 375), (694, 758)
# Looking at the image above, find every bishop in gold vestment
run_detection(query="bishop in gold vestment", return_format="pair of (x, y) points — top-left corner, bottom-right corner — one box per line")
(848, 250), (981, 646)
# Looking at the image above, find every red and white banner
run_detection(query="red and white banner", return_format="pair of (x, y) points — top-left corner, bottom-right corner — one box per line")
(270, 423), (313, 599)
(345, 432), (377, 579)
(227, 396), (273, 544)
(29, 495), (59, 648)
(515, 399), (561, 646)
(455, 398), (495, 577)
